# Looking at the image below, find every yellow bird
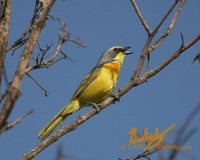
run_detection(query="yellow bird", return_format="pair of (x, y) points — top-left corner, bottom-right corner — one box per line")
(38, 46), (132, 140)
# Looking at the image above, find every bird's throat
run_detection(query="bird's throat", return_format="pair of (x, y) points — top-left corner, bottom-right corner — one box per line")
(104, 62), (121, 74)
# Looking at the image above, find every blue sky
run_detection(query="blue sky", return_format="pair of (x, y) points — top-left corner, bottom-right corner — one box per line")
(0, 0), (200, 160)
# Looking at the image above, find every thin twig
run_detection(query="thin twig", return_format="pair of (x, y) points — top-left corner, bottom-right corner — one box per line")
(153, 0), (180, 35)
(167, 102), (200, 160)
(68, 39), (86, 48)
(60, 50), (77, 62)
(140, 34), (200, 82)
(149, 0), (186, 52)
(192, 52), (200, 64)
(0, 109), (33, 134)
(130, 0), (152, 34)
(118, 149), (157, 160)
(26, 73), (48, 96)
(25, 18), (83, 73)
(7, 0), (40, 53)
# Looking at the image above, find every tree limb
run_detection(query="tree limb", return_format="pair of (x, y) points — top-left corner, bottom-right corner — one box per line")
(167, 102), (200, 160)
(130, 0), (151, 35)
(7, 0), (40, 53)
(140, 34), (200, 82)
(26, 73), (48, 96)
(19, 0), (199, 159)
(150, 0), (186, 52)
(0, 109), (33, 134)
(0, 0), (56, 129)
(119, 150), (157, 160)
(0, 0), (11, 91)
(20, 34), (199, 160)
(25, 18), (85, 73)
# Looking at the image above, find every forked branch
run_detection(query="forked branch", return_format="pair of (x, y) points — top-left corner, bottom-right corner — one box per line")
(0, 0), (56, 129)
(25, 18), (85, 73)
(20, 34), (199, 160)
(7, 0), (40, 53)
(20, 0), (199, 159)
(130, 0), (151, 35)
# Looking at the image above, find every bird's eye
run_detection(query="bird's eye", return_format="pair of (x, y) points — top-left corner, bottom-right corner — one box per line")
(113, 48), (120, 52)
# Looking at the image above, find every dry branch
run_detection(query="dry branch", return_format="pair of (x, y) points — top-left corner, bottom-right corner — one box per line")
(0, 0), (56, 129)
(150, 0), (186, 52)
(0, 109), (33, 134)
(0, 0), (11, 90)
(167, 102), (200, 160)
(19, 0), (200, 159)
(132, 0), (186, 80)
(130, 0), (151, 34)
(119, 150), (157, 160)
(20, 34), (199, 160)
(25, 18), (85, 73)
(140, 34), (200, 82)
(193, 52), (200, 64)
(7, 0), (40, 53)
(26, 73), (48, 96)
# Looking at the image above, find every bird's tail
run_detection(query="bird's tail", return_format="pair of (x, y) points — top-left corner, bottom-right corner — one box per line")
(38, 100), (80, 141)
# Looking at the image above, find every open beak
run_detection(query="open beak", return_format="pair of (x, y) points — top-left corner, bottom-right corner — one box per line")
(122, 46), (133, 55)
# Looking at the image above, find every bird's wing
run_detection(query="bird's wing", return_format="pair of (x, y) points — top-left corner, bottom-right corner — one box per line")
(70, 65), (102, 100)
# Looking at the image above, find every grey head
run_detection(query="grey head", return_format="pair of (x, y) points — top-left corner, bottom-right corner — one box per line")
(97, 46), (132, 66)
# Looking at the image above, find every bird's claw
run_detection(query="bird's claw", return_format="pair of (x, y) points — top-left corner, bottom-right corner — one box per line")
(87, 102), (101, 113)
(59, 121), (64, 128)
(110, 94), (120, 104)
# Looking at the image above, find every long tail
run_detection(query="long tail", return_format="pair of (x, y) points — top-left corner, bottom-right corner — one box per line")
(38, 100), (80, 140)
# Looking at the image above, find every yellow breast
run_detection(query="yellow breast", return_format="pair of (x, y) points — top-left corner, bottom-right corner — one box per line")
(79, 62), (120, 105)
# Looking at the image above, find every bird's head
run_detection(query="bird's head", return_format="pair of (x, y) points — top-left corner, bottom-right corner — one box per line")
(97, 46), (132, 65)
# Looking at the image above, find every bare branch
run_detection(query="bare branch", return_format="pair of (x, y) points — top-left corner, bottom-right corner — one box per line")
(140, 34), (200, 82)
(130, 0), (188, 81)
(68, 38), (86, 48)
(0, 0), (56, 129)
(167, 102), (200, 160)
(119, 150), (157, 160)
(26, 73), (48, 96)
(7, 0), (40, 53)
(149, 0), (186, 52)
(130, 0), (151, 35)
(153, 0), (179, 35)
(0, 0), (11, 90)
(132, 36), (153, 81)
(193, 52), (200, 64)
(20, 33), (199, 160)
(0, 109), (33, 134)
(25, 18), (84, 73)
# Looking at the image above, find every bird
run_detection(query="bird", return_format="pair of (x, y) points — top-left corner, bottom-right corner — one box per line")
(38, 46), (132, 140)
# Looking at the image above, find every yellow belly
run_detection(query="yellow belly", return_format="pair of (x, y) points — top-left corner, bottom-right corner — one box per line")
(78, 65), (119, 105)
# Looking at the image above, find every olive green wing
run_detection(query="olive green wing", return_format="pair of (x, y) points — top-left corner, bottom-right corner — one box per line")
(70, 65), (102, 100)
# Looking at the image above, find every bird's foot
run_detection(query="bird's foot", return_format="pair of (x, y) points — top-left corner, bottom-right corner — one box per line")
(110, 94), (120, 104)
(86, 102), (101, 113)
(59, 121), (64, 128)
